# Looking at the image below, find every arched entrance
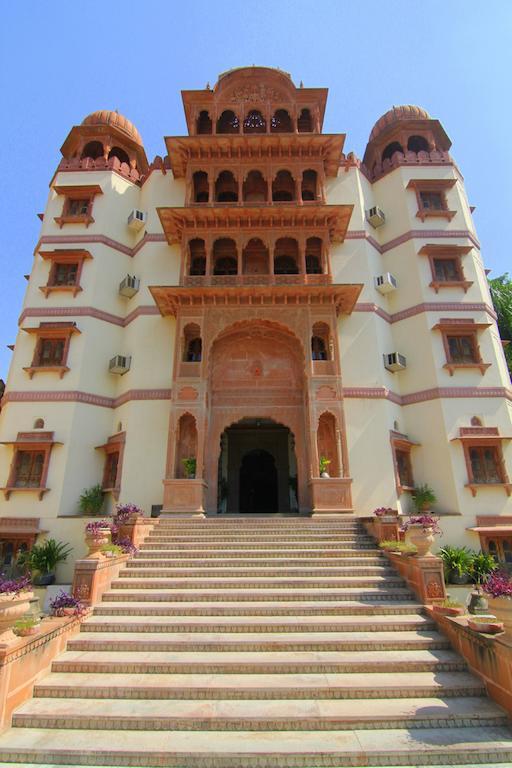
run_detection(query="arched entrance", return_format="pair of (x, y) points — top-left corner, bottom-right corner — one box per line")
(217, 417), (298, 514)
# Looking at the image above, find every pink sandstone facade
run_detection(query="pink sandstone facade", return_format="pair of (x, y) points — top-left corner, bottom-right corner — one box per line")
(0, 66), (511, 573)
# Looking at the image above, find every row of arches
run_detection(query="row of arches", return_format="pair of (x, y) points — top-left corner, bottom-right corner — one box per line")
(196, 108), (314, 135)
(180, 320), (333, 365)
(187, 236), (324, 277)
(80, 141), (132, 165)
(381, 135), (430, 162)
(192, 169), (319, 203)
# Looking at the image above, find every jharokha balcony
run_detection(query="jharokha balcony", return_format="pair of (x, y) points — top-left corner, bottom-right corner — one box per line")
(183, 272), (332, 288)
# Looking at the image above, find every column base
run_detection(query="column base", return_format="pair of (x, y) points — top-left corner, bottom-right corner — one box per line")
(162, 479), (207, 517)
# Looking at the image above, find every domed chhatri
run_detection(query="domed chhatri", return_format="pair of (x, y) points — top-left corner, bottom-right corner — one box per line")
(81, 110), (143, 146)
(369, 105), (431, 142)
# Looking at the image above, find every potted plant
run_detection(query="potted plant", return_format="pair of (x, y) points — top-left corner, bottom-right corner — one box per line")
(18, 538), (72, 586)
(79, 484), (105, 516)
(468, 552), (498, 615)
(0, 574), (33, 635)
(467, 615), (504, 635)
(438, 545), (474, 585)
(373, 507), (398, 522)
(114, 503), (142, 525)
(182, 457), (197, 479)
(49, 590), (85, 618)
(100, 543), (124, 558)
(482, 570), (512, 631)
(432, 599), (466, 617)
(319, 456), (331, 478)
(412, 484), (437, 512)
(84, 520), (112, 557)
(401, 514), (441, 557)
(13, 615), (41, 637)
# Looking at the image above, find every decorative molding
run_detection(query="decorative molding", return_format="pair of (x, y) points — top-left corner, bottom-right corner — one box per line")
(343, 386), (512, 406)
(345, 228), (480, 254)
(353, 301), (497, 324)
(1, 389), (172, 410)
(19, 306), (160, 328)
(35, 233), (167, 259)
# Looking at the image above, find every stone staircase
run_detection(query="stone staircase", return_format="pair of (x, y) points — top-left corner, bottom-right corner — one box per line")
(1, 516), (512, 766)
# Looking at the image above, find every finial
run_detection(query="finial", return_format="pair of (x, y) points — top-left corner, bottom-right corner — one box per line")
(299, 80), (304, 88)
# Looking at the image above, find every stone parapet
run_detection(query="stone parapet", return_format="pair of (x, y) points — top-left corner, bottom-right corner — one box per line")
(385, 551), (447, 604)
(72, 554), (129, 606)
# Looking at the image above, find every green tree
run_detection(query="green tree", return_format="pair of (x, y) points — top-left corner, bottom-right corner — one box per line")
(488, 273), (512, 379)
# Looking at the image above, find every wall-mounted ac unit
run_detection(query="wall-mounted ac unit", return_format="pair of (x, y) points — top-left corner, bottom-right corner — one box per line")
(367, 206), (386, 228)
(383, 352), (406, 372)
(374, 273), (397, 294)
(127, 209), (147, 231)
(119, 275), (140, 298)
(109, 355), (132, 375)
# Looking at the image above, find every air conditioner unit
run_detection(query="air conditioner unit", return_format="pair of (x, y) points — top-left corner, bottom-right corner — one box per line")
(374, 273), (397, 294)
(383, 352), (407, 372)
(127, 209), (147, 231)
(109, 355), (131, 375)
(119, 275), (140, 298)
(367, 206), (386, 228)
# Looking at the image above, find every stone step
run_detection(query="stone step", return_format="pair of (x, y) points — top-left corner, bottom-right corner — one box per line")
(104, 589), (412, 603)
(144, 534), (374, 543)
(140, 541), (377, 550)
(155, 520), (363, 528)
(2, 725), (511, 767)
(50, 648), (466, 675)
(134, 548), (383, 559)
(33, 670), (485, 700)
(93, 599), (417, 617)
(68, 629), (451, 652)
(83, 611), (435, 633)
(13, 696), (506, 732)
(111, 579), (407, 593)
(132, 554), (387, 565)
(122, 565), (395, 578)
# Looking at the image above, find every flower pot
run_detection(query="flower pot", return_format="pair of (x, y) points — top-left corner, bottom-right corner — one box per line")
(408, 524), (435, 557)
(320, 472), (330, 479)
(15, 624), (41, 637)
(33, 572), (56, 587)
(450, 572), (471, 586)
(487, 597), (512, 633)
(468, 589), (489, 615)
(0, 592), (34, 634)
(85, 530), (111, 558)
(432, 605), (465, 617)
(467, 616), (504, 634)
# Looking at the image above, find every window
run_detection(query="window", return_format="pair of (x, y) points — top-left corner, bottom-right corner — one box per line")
(434, 258), (459, 282)
(186, 338), (202, 362)
(96, 432), (125, 500)
(447, 335), (477, 364)
(419, 245), (473, 293)
(434, 319), (490, 375)
(396, 449), (413, 489)
(39, 248), (91, 297)
(53, 184), (102, 228)
(22, 322), (79, 378)
(2, 432), (58, 500)
(390, 431), (418, 493)
(469, 446), (502, 484)
(455, 427), (511, 497)
(53, 263), (78, 286)
(407, 179), (456, 221)
(311, 337), (327, 361)
(103, 452), (120, 490)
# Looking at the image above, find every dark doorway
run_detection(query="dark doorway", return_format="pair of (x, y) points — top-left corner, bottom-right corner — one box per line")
(239, 449), (278, 513)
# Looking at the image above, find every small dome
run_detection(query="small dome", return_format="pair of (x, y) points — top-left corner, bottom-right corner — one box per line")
(81, 110), (143, 145)
(369, 105), (431, 142)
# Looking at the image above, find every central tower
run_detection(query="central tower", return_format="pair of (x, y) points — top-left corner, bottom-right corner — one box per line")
(150, 67), (361, 516)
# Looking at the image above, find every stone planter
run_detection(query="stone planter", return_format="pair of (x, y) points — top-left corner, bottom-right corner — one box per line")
(432, 604), (465, 617)
(85, 529), (111, 558)
(468, 589), (489, 615)
(15, 623), (41, 637)
(467, 616), (504, 635)
(408, 524), (435, 557)
(487, 597), (512, 634)
(0, 592), (34, 635)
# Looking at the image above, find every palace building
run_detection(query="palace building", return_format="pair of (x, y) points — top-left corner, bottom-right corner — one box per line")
(0, 66), (511, 570)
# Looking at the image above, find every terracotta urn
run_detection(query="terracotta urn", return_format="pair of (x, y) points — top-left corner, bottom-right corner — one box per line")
(487, 597), (512, 634)
(408, 524), (435, 557)
(85, 529), (111, 558)
(0, 592), (34, 635)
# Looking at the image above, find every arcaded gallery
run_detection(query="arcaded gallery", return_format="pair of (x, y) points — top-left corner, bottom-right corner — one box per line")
(0, 65), (511, 546)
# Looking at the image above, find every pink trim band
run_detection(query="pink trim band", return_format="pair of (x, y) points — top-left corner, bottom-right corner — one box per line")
(346, 229), (480, 254)
(2, 389), (172, 410)
(35, 233), (167, 258)
(343, 386), (512, 406)
(353, 301), (497, 324)
(19, 306), (160, 327)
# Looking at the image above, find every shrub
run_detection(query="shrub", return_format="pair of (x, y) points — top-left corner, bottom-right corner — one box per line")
(470, 552), (497, 585)
(49, 590), (85, 617)
(79, 484), (104, 515)
(438, 545), (474, 579)
(482, 570), (512, 598)
(411, 484), (437, 512)
(21, 539), (72, 576)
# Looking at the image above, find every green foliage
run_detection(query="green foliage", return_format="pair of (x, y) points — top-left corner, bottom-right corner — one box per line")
(79, 484), (105, 515)
(488, 273), (512, 379)
(19, 539), (72, 575)
(411, 484), (437, 511)
(440, 599), (463, 608)
(182, 457), (197, 478)
(100, 543), (124, 556)
(470, 551), (497, 585)
(379, 540), (417, 554)
(13, 616), (40, 632)
(439, 545), (475, 578)
(319, 456), (331, 474)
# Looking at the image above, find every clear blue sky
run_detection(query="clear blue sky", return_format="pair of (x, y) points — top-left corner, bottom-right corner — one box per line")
(0, 0), (511, 380)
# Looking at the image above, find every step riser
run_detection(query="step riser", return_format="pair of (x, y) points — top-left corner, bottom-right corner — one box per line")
(111, 579), (407, 589)
(122, 569), (395, 578)
(141, 543), (378, 550)
(13, 713), (506, 732)
(33, 682), (485, 701)
(51, 660), (466, 674)
(135, 551), (383, 559)
(92, 603), (418, 617)
(83, 619), (435, 632)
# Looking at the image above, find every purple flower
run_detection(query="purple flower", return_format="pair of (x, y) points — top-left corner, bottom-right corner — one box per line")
(482, 570), (512, 599)
(373, 507), (395, 517)
(85, 520), (112, 536)
(115, 537), (138, 556)
(0, 573), (31, 597)
(115, 503), (142, 524)
(49, 589), (85, 617)
(401, 515), (442, 536)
